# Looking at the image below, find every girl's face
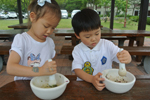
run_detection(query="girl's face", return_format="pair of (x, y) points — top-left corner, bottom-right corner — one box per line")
(28, 12), (60, 42)
(76, 28), (101, 49)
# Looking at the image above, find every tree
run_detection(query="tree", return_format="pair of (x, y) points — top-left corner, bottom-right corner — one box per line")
(0, 0), (30, 14)
(55, 0), (68, 9)
(97, 0), (111, 17)
(128, 0), (140, 16)
(65, 0), (86, 13)
(115, 0), (127, 15)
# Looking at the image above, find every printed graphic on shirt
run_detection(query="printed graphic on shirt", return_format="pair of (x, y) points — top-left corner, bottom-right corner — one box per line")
(27, 53), (41, 67)
(82, 61), (94, 75)
(101, 56), (107, 65)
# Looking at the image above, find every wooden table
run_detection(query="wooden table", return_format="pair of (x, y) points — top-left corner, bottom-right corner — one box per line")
(8, 23), (28, 29)
(55, 29), (150, 61)
(0, 29), (28, 37)
(0, 75), (150, 100)
(55, 29), (150, 46)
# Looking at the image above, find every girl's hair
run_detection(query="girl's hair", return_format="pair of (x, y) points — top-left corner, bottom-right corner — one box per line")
(72, 8), (101, 36)
(27, 0), (61, 29)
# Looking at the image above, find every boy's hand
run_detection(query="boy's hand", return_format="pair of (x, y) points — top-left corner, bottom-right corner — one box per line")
(41, 60), (57, 75)
(117, 50), (131, 64)
(91, 72), (105, 91)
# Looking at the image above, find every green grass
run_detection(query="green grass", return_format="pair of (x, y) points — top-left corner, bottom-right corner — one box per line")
(101, 20), (150, 31)
(0, 19), (28, 30)
(0, 18), (150, 31)
(57, 19), (72, 28)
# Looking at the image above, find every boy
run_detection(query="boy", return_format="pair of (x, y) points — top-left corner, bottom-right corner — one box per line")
(71, 8), (131, 91)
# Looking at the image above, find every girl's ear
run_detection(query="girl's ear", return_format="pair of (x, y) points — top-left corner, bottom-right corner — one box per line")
(29, 12), (36, 22)
(75, 33), (80, 39)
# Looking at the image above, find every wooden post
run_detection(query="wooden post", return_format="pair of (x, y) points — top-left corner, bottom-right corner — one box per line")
(17, 0), (23, 24)
(137, 0), (149, 62)
(110, 0), (115, 30)
(138, 0), (149, 30)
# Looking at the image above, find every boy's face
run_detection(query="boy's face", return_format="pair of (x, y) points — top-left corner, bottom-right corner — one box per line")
(76, 28), (101, 49)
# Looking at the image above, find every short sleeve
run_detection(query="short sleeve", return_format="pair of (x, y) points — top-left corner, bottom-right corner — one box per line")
(10, 34), (25, 59)
(106, 40), (120, 63)
(48, 38), (56, 59)
(72, 46), (83, 72)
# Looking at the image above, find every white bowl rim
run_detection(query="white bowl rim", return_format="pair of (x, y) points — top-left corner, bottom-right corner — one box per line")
(30, 73), (70, 90)
(102, 69), (136, 85)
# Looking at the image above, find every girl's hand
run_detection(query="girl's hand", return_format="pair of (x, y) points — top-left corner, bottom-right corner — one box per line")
(41, 60), (57, 75)
(91, 72), (105, 91)
(117, 50), (131, 64)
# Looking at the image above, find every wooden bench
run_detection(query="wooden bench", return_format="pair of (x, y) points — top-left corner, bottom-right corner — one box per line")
(65, 36), (129, 46)
(0, 42), (11, 72)
(61, 46), (150, 55)
(0, 37), (10, 42)
(60, 45), (150, 74)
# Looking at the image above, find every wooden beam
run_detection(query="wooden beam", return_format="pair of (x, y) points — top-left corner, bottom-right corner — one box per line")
(110, 0), (115, 30)
(138, 0), (149, 30)
(17, 0), (23, 24)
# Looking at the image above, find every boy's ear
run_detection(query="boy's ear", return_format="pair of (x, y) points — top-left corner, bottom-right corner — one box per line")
(75, 33), (80, 39)
(29, 12), (36, 22)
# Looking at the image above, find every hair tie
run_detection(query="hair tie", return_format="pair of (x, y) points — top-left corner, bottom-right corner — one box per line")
(37, 0), (51, 6)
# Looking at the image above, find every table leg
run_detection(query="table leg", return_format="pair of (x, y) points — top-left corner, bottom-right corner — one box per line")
(71, 36), (77, 46)
(0, 56), (3, 72)
(136, 37), (144, 62)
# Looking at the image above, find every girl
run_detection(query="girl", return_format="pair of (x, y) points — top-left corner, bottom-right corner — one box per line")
(7, 0), (61, 80)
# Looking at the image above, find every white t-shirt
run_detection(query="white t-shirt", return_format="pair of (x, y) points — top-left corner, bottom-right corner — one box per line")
(72, 39), (120, 81)
(10, 32), (56, 80)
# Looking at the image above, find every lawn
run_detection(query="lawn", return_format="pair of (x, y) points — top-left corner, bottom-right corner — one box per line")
(0, 18), (150, 31)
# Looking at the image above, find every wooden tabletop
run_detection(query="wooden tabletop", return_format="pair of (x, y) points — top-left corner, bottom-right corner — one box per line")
(0, 29), (28, 36)
(0, 75), (150, 100)
(8, 23), (28, 29)
(55, 29), (150, 37)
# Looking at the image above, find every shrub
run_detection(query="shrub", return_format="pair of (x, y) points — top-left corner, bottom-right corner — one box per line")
(115, 14), (124, 17)
(68, 13), (71, 17)
(147, 17), (150, 25)
(130, 16), (139, 22)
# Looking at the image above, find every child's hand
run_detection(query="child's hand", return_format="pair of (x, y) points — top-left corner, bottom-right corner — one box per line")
(41, 60), (57, 75)
(91, 72), (105, 91)
(117, 50), (131, 64)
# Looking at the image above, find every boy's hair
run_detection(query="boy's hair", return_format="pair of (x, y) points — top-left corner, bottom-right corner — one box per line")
(27, 0), (61, 29)
(72, 8), (101, 36)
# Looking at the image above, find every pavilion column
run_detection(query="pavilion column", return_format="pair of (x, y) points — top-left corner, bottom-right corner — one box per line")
(17, 0), (23, 24)
(138, 0), (149, 30)
(136, 0), (149, 62)
(110, 0), (115, 30)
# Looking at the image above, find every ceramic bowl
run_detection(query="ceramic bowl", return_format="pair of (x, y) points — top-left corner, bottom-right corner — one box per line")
(30, 73), (69, 99)
(102, 69), (136, 93)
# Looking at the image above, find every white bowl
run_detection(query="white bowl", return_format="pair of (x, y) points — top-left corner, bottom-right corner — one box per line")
(102, 69), (136, 93)
(30, 73), (70, 99)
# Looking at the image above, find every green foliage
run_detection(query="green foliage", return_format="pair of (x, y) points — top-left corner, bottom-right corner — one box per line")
(0, 0), (30, 14)
(99, 15), (103, 17)
(68, 13), (71, 17)
(118, 19), (124, 23)
(115, 14), (124, 17)
(55, 0), (68, 9)
(126, 15), (132, 18)
(130, 16), (139, 22)
(65, 0), (86, 13)
(127, 20), (132, 25)
(146, 17), (150, 25)
(115, 0), (129, 15)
